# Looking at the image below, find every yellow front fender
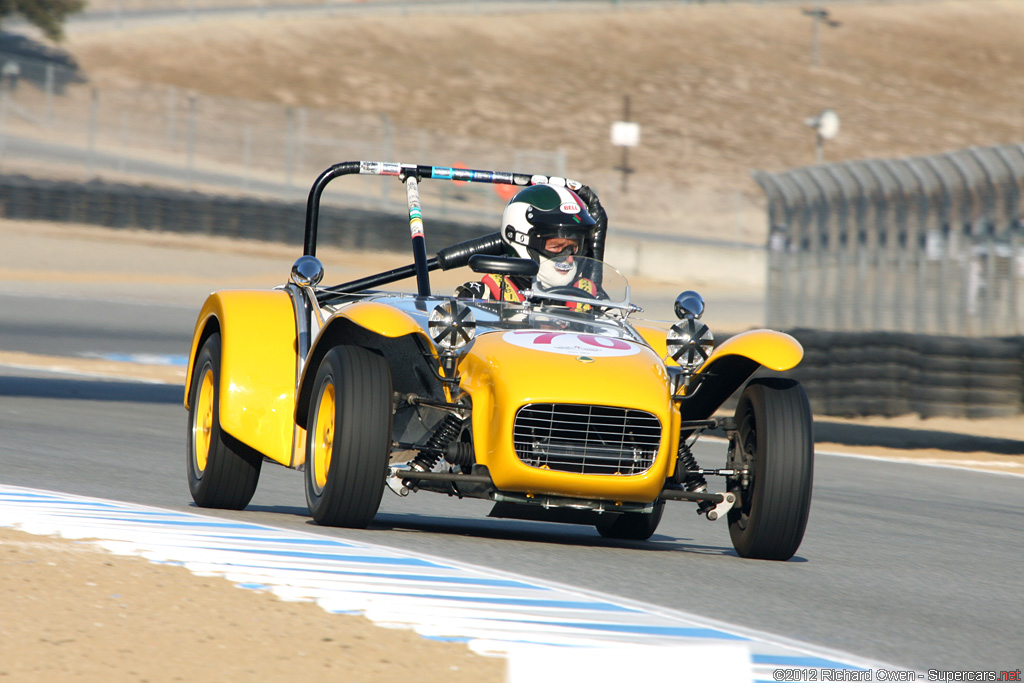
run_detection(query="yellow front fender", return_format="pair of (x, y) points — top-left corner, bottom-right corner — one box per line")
(699, 329), (803, 373)
(185, 290), (298, 466)
(677, 329), (803, 421)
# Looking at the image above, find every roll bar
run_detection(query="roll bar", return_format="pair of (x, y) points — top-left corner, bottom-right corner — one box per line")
(303, 161), (608, 297)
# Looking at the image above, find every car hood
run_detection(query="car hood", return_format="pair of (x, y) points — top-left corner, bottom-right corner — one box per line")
(457, 328), (672, 412)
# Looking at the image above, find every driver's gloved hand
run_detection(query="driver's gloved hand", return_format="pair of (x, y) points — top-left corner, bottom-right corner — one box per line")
(575, 185), (607, 226)
(455, 281), (487, 299)
(574, 185), (607, 261)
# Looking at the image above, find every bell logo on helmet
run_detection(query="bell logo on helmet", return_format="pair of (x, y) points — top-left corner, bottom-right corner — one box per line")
(560, 203), (581, 214)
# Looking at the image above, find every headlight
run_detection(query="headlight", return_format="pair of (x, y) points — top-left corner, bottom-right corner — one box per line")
(666, 318), (714, 370)
(428, 301), (477, 350)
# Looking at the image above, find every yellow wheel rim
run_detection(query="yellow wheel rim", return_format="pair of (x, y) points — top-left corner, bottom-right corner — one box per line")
(313, 381), (336, 491)
(193, 366), (214, 473)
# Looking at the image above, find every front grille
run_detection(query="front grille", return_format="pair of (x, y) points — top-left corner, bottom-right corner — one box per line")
(512, 403), (662, 476)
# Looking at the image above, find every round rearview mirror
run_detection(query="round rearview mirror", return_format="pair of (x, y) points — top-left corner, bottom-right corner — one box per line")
(291, 255), (324, 287)
(674, 290), (705, 320)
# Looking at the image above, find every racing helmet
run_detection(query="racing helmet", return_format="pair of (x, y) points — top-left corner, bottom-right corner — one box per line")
(500, 185), (597, 288)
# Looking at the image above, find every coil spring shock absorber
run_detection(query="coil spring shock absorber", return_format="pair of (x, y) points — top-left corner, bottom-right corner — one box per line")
(677, 444), (708, 493)
(410, 414), (463, 472)
(677, 444), (717, 515)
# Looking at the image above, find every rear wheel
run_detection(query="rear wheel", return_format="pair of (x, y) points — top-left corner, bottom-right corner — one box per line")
(186, 332), (262, 509)
(305, 345), (392, 527)
(727, 378), (813, 561)
(596, 500), (665, 540)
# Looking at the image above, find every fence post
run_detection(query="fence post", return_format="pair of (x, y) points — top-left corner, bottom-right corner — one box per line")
(88, 88), (98, 178)
(0, 91), (7, 160)
(903, 159), (934, 334)
(786, 172), (814, 329)
(186, 94), (197, 190)
(166, 87), (177, 151)
(945, 153), (980, 334)
(285, 107), (295, 187)
(993, 146), (1024, 334)
(881, 160), (913, 332)
(798, 168), (832, 329)
(44, 64), (54, 125)
(844, 163), (874, 333)
(752, 171), (793, 330)
(923, 157), (955, 335)
(824, 166), (855, 330)
(118, 111), (128, 174)
(242, 125), (252, 194)
(967, 148), (1004, 336)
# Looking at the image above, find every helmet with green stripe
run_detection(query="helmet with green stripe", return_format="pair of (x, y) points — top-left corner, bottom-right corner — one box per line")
(500, 184), (597, 262)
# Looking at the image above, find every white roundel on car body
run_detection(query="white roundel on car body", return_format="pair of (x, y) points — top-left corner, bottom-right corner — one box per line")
(501, 330), (642, 357)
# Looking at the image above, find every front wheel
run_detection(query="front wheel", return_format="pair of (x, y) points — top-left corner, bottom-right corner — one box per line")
(727, 378), (813, 561)
(305, 345), (393, 528)
(186, 332), (262, 509)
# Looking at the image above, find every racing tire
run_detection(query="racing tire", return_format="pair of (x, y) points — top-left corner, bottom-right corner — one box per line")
(727, 378), (813, 561)
(595, 500), (665, 541)
(186, 332), (263, 510)
(305, 345), (392, 528)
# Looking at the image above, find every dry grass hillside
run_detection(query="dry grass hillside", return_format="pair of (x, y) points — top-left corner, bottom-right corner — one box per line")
(60, 0), (1024, 240)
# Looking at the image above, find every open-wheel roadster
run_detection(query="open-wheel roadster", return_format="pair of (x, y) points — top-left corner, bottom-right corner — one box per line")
(185, 161), (814, 561)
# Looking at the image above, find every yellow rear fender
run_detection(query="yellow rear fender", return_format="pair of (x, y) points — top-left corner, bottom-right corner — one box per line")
(677, 329), (804, 421)
(185, 290), (299, 467)
(294, 304), (441, 429)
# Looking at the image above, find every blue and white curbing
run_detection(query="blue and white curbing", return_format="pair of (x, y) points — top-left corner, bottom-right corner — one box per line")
(0, 484), (887, 682)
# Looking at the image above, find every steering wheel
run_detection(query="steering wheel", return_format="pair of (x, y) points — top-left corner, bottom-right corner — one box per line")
(532, 284), (611, 314)
(538, 285), (601, 301)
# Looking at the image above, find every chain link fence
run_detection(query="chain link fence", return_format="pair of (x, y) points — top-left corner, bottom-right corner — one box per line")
(753, 144), (1024, 338)
(0, 49), (566, 223)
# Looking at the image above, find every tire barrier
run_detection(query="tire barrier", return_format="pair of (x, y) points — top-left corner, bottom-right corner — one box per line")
(0, 174), (492, 252)
(779, 330), (1024, 419)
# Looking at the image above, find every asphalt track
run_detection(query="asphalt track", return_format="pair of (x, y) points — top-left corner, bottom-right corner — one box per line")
(1, 292), (1022, 673)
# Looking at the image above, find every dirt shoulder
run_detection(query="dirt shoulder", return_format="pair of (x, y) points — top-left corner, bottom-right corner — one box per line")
(0, 526), (504, 682)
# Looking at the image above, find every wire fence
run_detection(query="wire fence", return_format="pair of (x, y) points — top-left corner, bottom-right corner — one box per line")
(753, 144), (1024, 338)
(0, 49), (566, 221)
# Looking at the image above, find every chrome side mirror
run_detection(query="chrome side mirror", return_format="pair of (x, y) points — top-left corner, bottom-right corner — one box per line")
(674, 290), (704, 320)
(291, 256), (324, 287)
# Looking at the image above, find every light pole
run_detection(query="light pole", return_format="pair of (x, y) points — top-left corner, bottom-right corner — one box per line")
(611, 95), (640, 194)
(802, 4), (841, 68)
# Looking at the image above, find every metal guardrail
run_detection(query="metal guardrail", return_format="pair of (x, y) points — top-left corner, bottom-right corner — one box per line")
(753, 144), (1024, 337)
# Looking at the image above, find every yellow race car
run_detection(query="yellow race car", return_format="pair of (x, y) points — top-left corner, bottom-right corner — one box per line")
(184, 162), (813, 561)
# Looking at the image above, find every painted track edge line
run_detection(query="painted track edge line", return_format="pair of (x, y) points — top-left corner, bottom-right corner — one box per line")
(0, 483), (891, 673)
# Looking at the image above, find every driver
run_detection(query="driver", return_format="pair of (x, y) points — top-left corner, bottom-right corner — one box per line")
(456, 184), (598, 305)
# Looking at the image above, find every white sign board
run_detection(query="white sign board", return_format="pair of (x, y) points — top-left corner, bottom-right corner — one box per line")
(611, 121), (640, 147)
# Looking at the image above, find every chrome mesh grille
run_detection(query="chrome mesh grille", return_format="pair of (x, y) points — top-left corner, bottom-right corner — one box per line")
(512, 403), (662, 476)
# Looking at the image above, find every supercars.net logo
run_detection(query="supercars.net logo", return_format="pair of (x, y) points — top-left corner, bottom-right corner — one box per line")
(772, 670), (1021, 682)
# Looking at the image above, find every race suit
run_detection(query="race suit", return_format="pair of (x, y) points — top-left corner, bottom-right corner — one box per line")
(455, 274), (597, 309)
